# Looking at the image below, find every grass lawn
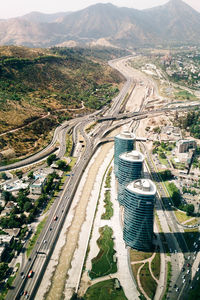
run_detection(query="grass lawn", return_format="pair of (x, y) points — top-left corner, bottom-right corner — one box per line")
(151, 253), (161, 280)
(131, 263), (144, 281)
(174, 90), (197, 101)
(89, 226), (117, 279)
(65, 134), (73, 157)
(84, 279), (128, 300)
(26, 216), (48, 257)
(185, 218), (199, 226)
(101, 190), (113, 220)
(140, 262), (157, 299)
(130, 249), (153, 262)
(105, 167), (112, 188)
(158, 155), (169, 167)
(174, 210), (191, 223)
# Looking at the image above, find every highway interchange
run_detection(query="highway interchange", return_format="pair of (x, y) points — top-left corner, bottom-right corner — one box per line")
(4, 56), (200, 300)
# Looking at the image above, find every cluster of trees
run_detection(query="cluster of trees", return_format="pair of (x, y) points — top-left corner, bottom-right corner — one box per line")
(168, 183), (195, 216)
(0, 262), (9, 282)
(168, 182), (182, 207)
(47, 154), (69, 171)
(152, 141), (174, 155)
(177, 111), (200, 139)
(159, 170), (173, 181)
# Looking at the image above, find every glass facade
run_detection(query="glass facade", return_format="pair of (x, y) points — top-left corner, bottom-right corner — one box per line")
(123, 179), (156, 251)
(114, 131), (135, 177)
(118, 151), (144, 205)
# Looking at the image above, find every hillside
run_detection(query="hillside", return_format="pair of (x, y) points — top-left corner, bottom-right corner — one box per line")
(0, 46), (124, 164)
(0, 0), (200, 48)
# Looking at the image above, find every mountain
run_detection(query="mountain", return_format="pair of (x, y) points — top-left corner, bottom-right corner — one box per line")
(0, 46), (124, 162)
(0, 0), (200, 48)
(142, 0), (200, 44)
(20, 11), (72, 23)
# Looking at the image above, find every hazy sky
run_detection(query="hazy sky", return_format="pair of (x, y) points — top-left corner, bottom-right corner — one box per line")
(1, 0), (200, 19)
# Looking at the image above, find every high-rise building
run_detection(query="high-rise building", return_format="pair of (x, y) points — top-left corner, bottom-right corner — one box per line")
(123, 179), (156, 251)
(114, 131), (135, 177)
(118, 150), (144, 205)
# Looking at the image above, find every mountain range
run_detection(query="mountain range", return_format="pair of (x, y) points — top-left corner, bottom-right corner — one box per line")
(1, 0), (200, 48)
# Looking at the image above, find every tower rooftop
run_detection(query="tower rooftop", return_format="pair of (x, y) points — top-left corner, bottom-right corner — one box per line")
(119, 150), (144, 162)
(116, 131), (136, 140)
(127, 179), (156, 195)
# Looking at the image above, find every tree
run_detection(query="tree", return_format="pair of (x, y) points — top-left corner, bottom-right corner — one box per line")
(28, 171), (34, 179)
(56, 160), (67, 170)
(186, 204), (194, 216)
(1, 172), (8, 180)
(160, 152), (166, 159)
(0, 263), (9, 281)
(15, 170), (23, 178)
(2, 191), (14, 202)
(159, 170), (173, 181)
(23, 201), (32, 212)
(47, 154), (57, 166)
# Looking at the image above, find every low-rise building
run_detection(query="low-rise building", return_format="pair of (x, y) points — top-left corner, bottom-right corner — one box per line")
(30, 177), (46, 195)
(177, 140), (196, 153)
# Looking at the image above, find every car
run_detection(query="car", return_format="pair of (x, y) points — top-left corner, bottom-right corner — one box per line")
(24, 291), (28, 296)
(20, 272), (24, 276)
(188, 256), (190, 260)
(28, 270), (33, 278)
(187, 270), (190, 274)
(21, 274), (25, 279)
(183, 279), (186, 283)
(50, 227), (52, 231)
(176, 287), (179, 292)
(182, 275), (185, 279)
(197, 277), (199, 280)
(43, 240), (47, 244)
(187, 263), (190, 267)
(197, 267), (199, 272)
(53, 215), (57, 221)
(182, 267), (185, 272)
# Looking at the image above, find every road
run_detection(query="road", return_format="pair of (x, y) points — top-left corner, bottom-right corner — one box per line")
(6, 55), (136, 300)
(139, 142), (200, 300)
(5, 54), (200, 300)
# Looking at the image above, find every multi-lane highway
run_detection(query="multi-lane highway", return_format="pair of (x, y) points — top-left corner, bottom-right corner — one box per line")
(6, 55), (137, 300)
(4, 55), (200, 300)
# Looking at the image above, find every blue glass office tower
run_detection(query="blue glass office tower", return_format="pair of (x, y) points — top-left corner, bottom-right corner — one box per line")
(118, 150), (144, 205)
(114, 131), (135, 177)
(123, 179), (156, 251)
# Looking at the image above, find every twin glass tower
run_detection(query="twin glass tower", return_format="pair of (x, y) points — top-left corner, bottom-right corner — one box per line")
(114, 131), (156, 251)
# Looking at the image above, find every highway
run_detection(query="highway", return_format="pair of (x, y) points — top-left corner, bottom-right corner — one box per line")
(5, 54), (200, 300)
(6, 55), (136, 300)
